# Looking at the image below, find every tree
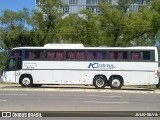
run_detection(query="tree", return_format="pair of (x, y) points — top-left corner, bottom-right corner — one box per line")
(32, 0), (64, 45)
(56, 11), (103, 46)
(0, 8), (34, 70)
(151, 0), (160, 59)
(55, 14), (82, 43)
(124, 6), (155, 46)
(99, 2), (155, 47)
(151, 0), (160, 38)
(0, 8), (35, 50)
(0, 28), (8, 71)
(78, 10), (103, 46)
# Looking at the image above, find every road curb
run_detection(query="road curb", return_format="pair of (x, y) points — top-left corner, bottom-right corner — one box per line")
(0, 84), (160, 94)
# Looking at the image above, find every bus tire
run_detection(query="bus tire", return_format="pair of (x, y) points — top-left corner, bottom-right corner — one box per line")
(20, 76), (33, 87)
(93, 76), (106, 89)
(109, 76), (123, 89)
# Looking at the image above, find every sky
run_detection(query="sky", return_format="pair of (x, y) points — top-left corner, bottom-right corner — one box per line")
(0, 0), (35, 13)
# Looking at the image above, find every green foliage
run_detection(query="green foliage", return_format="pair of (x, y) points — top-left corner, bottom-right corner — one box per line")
(55, 14), (81, 43)
(98, 2), (156, 47)
(0, 8), (35, 50)
(0, 8), (36, 70)
(1, 0), (160, 67)
(31, 0), (64, 45)
(124, 7), (155, 46)
(0, 52), (7, 71)
(0, 0), (160, 49)
(151, 0), (160, 36)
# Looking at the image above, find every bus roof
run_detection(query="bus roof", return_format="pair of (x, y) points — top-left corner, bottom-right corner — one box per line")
(13, 46), (157, 50)
(44, 44), (84, 48)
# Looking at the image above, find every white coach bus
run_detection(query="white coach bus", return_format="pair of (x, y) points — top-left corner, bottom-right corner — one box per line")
(1, 44), (159, 89)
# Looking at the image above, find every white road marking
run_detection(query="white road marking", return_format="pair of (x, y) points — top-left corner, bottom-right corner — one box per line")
(0, 94), (27, 96)
(87, 95), (122, 98)
(84, 101), (129, 104)
(0, 99), (7, 102)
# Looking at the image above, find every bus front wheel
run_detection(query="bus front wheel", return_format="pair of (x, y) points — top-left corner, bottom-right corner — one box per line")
(109, 76), (123, 89)
(20, 76), (33, 87)
(93, 76), (106, 89)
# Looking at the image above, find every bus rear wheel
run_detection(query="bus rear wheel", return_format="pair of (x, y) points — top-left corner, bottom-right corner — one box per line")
(109, 77), (123, 89)
(20, 76), (33, 87)
(93, 76), (106, 89)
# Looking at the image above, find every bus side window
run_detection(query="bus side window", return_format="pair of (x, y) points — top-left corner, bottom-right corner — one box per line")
(67, 51), (75, 59)
(25, 50), (43, 60)
(118, 52), (123, 60)
(46, 51), (55, 60)
(75, 51), (84, 60)
(118, 51), (128, 60)
(55, 51), (64, 60)
(109, 52), (114, 60)
(131, 51), (141, 60)
(29, 51), (34, 60)
(142, 51), (150, 60)
(25, 51), (34, 60)
(97, 52), (103, 60)
(87, 51), (106, 60)
(11, 50), (22, 57)
(87, 51), (96, 60)
(35, 50), (43, 60)
(97, 51), (106, 60)
(109, 51), (128, 60)
(66, 51), (85, 60)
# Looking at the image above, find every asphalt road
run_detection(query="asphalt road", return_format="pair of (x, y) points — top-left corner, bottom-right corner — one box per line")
(0, 91), (160, 111)
(0, 90), (160, 119)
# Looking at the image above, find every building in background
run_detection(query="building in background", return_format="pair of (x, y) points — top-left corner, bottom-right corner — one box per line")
(129, 0), (151, 12)
(35, 0), (151, 14)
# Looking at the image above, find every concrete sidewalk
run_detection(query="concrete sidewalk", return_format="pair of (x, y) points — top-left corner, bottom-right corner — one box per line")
(0, 83), (160, 94)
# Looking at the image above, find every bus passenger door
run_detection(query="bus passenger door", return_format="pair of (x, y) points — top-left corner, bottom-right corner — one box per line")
(4, 57), (22, 83)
